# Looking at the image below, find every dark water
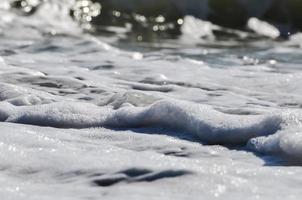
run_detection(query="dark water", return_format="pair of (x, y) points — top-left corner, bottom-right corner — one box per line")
(9, 0), (302, 41)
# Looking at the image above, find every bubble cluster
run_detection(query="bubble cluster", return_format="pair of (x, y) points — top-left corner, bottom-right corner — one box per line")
(70, 0), (101, 29)
(10, 0), (41, 15)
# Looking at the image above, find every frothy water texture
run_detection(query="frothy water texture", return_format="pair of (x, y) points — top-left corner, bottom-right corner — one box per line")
(2, 0), (302, 199)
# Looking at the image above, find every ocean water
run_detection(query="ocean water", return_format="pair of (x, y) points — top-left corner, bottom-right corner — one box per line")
(2, 0), (302, 199)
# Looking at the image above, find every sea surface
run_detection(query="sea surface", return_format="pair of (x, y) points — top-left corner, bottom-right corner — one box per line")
(1, 0), (302, 199)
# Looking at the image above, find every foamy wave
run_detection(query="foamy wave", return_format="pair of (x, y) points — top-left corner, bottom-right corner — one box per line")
(0, 98), (281, 144)
(248, 111), (302, 160)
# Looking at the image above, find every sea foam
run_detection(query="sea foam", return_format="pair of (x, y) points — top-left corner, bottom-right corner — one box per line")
(0, 98), (282, 144)
(248, 111), (302, 160)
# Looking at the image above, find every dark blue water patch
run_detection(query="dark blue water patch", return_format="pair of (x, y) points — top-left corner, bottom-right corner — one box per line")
(91, 64), (115, 70)
(92, 168), (192, 187)
(0, 49), (17, 56)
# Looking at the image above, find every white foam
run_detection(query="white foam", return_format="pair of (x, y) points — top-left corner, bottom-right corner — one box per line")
(0, 99), (281, 144)
(0, 83), (60, 106)
(2, 121), (301, 200)
(1, 101), (108, 128)
(2, 1), (302, 198)
(248, 110), (302, 159)
(247, 17), (280, 39)
(180, 16), (216, 41)
(106, 100), (282, 144)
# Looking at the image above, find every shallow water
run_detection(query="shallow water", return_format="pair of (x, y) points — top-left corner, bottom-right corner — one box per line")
(2, 0), (302, 199)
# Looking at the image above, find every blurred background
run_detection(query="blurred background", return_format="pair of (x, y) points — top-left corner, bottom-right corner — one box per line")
(7, 0), (302, 42)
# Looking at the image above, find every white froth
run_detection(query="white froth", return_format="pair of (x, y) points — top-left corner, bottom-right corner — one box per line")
(181, 16), (215, 39)
(248, 110), (302, 159)
(247, 17), (280, 39)
(2, 1), (302, 199)
(0, 99), (281, 144)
